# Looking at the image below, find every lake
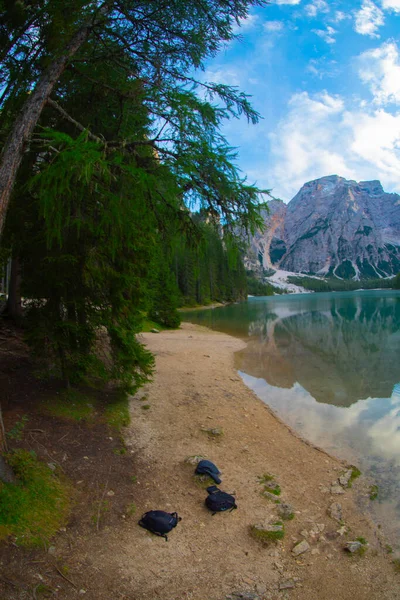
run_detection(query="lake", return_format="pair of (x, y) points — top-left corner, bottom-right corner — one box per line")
(183, 290), (400, 547)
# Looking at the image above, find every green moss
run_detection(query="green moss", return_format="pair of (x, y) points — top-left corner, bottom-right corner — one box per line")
(347, 466), (361, 488)
(40, 389), (95, 422)
(130, 475), (138, 484)
(258, 473), (274, 484)
(141, 404), (151, 410)
(103, 391), (130, 431)
(113, 446), (127, 455)
(257, 474), (281, 496)
(194, 474), (216, 489)
(33, 583), (54, 598)
(250, 522), (284, 544)
(0, 450), (71, 547)
(369, 485), (379, 500)
(356, 536), (367, 545)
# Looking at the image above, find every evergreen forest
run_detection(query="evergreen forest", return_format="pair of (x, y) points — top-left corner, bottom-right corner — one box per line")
(0, 0), (267, 394)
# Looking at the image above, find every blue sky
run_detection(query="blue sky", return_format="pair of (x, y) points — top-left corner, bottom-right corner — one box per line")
(201, 0), (400, 202)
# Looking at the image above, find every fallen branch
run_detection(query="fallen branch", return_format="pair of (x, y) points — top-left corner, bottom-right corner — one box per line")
(53, 565), (77, 589)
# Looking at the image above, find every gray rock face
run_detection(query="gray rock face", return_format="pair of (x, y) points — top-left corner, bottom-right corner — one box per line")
(248, 175), (400, 278)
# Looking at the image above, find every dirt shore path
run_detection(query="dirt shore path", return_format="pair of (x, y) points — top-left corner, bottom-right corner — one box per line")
(86, 323), (398, 600)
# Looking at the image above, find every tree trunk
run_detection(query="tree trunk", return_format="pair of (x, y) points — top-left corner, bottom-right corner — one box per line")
(0, 4), (111, 238)
(2, 256), (23, 323)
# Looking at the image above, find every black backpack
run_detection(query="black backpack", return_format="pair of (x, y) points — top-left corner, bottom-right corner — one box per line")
(195, 459), (222, 484)
(205, 485), (237, 515)
(138, 510), (181, 541)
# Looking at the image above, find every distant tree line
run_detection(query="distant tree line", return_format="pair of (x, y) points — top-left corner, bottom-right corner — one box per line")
(173, 216), (248, 306)
(287, 275), (398, 293)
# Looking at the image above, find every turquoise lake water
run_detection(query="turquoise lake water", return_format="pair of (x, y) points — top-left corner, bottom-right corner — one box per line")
(183, 290), (400, 545)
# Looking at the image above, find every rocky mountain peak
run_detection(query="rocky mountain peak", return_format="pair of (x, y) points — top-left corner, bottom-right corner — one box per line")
(247, 175), (400, 279)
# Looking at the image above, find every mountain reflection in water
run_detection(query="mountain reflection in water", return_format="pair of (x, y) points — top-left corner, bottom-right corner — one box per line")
(184, 291), (400, 544)
(238, 293), (400, 406)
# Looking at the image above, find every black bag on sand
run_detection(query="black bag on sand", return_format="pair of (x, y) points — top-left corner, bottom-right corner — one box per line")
(195, 459), (222, 484)
(138, 510), (181, 541)
(205, 485), (237, 515)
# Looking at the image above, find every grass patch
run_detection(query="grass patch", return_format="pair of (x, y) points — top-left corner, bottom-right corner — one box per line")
(103, 391), (130, 431)
(130, 475), (138, 484)
(40, 389), (95, 422)
(140, 318), (166, 333)
(250, 522), (284, 544)
(141, 404), (151, 410)
(369, 485), (379, 500)
(257, 473), (281, 496)
(348, 466), (362, 488)
(194, 474), (216, 489)
(356, 536), (367, 545)
(6, 414), (29, 441)
(0, 450), (71, 547)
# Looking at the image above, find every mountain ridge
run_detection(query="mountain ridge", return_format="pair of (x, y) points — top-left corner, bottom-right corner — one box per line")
(247, 175), (400, 279)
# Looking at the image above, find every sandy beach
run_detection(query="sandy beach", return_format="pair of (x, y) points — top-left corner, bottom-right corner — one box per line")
(81, 322), (398, 600)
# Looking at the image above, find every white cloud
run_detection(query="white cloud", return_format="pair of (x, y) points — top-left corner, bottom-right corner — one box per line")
(381, 0), (400, 12)
(333, 10), (348, 22)
(358, 41), (400, 105)
(268, 91), (400, 200)
(304, 0), (329, 17)
(232, 13), (258, 33)
(312, 25), (337, 43)
(203, 68), (242, 87)
(307, 57), (339, 78)
(354, 0), (384, 38)
(264, 20), (284, 32)
(274, 0), (301, 4)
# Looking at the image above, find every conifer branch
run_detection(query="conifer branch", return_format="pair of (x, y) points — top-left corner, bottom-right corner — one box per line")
(46, 99), (104, 144)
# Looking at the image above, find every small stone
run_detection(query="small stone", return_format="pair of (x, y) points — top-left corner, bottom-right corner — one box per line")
(150, 328), (159, 333)
(311, 548), (320, 555)
(207, 427), (223, 437)
(330, 485), (345, 495)
(292, 540), (310, 556)
(338, 469), (353, 487)
(300, 530), (309, 538)
(83, 456), (89, 460)
(277, 503), (295, 520)
(79, 590), (86, 595)
(47, 463), (56, 471)
(106, 490), (115, 496)
(261, 490), (280, 502)
(279, 580), (295, 591)
(325, 531), (340, 541)
(336, 526), (348, 536)
(327, 502), (343, 522)
(345, 541), (363, 553)
(48, 546), (56, 555)
(255, 583), (267, 595)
